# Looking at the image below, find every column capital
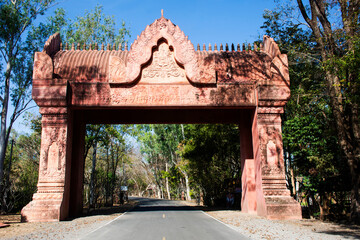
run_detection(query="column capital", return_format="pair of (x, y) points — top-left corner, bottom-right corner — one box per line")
(39, 107), (69, 127)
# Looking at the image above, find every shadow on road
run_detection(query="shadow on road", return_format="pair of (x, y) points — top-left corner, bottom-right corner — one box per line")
(68, 197), (242, 220)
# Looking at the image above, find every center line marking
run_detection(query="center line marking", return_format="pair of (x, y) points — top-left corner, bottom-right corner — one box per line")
(162, 214), (166, 218)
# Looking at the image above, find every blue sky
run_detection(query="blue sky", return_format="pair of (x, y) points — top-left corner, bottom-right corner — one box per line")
(55, 0), (276, 46)
(15, 0), (277, 133)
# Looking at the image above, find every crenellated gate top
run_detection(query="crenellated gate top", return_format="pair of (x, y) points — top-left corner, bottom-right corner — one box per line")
(32, 13), (290, 110)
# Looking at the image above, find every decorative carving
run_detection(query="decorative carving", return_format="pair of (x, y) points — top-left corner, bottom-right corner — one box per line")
(43, 32), (61, 57)
(257, 120), (285, 177)
(144, 43), (183, 78)
(257, 107), (284, 114)
(140, 42), (186, 84)
(271, 54), (290, 85)
(33, 193), (63, 200)
(33, 52), (53, 80)
(109, 56), (126, 83)
(266, 140), (278, 166)
(38, 119), (67, 179)
(262, 35), (281, 60)
(196, 55), (216, 84)
(110, 84), (256, 106)
(263, 190), (290, 196)
(47, 142), (61, 172)
(262, 140), (283, 175)
(109, 15), (215, 84)
(209, 84), (255, 106)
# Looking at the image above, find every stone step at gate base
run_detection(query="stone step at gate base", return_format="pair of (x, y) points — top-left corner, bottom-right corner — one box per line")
(21, 193), (64, 222)
(264, 196), (302, 220)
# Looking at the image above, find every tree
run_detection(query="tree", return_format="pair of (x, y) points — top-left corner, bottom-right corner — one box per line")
(262, 0), (360, 221)
(0, 0), (57, 202)
(83, 124), (132, 208)
(136, 125), (166, 198)
(295, 0), (359, 222)
(0, 3), (130, 211)
(179, 124), (241, 207)
(64, 5), (129, 48)
(136, 124), (193, 200)
(1, 113), (41, 213)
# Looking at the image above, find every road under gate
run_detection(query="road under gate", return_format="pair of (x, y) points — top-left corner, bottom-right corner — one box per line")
(81, 197), (249, 240)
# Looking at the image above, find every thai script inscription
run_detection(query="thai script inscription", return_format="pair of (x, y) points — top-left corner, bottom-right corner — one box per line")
(111, 91), (194, 105)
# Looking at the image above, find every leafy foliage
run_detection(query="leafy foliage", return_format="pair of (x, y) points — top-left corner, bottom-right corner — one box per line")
(0, 0), (57, 211)
(261, 0), (358, 220)
(179, 124), (241, 206)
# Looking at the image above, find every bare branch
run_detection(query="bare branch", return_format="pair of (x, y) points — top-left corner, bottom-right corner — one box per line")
(297, 0), (312, 25)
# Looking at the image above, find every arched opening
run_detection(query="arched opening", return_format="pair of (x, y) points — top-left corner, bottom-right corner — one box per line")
(68, 108), (255, 217)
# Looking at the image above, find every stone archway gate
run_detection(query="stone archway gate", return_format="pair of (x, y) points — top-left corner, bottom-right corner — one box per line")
(21, 15), (301, 222)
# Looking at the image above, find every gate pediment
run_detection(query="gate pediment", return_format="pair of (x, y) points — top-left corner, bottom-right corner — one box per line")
(109, 15), (216, 85)
(32, 13), (291, 109)
(139, 41), (188, 85)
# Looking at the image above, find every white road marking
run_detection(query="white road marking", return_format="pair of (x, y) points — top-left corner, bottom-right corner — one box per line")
(201, 211), (241, 233)
(79, 210), (130, 239)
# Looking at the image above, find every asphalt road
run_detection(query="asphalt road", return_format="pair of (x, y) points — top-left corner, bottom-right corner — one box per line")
(81, 197), (249, 240)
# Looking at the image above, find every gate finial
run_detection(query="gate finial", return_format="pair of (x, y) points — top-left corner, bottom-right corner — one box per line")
(161, 9), (164, 18)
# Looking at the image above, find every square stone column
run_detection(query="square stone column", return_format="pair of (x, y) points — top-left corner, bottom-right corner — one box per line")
(21, 107), (72, 222)
(255, 107), (301, 219)
(239, 116), (257, 213)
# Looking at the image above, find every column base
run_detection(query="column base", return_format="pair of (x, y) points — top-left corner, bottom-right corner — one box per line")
(21, 193), (64, 222)
(264, 196), (302, 220)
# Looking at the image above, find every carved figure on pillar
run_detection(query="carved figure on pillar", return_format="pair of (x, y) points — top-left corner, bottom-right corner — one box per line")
(21, 109), (71, 222)
(256, 109), (301, 219)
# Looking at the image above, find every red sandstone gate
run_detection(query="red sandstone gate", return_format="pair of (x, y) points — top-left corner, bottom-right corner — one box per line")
(21, 14), (301, 222)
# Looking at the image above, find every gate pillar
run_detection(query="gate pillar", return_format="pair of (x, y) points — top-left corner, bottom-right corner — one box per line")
(21, 107), (72, 222)
(239, 115), (257, 213)
(254, 107), (301, 219)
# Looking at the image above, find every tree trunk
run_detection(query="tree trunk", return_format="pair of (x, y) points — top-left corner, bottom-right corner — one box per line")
(319, 192), (331, 221)
(165, 162), (170, 200)
(1, 139), (14, 213)
(290, 168), (296, 197)
(349, 154), (360, 222)
(89, 141), (97, 209)
(105, 148), (109, 206)
(339, 0), (360, 222)
(180, 124), (191, 200)
(184, 172), (191, 201)
(0, 60), (12, 197)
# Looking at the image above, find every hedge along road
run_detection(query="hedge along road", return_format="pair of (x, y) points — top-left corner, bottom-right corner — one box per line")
(80, 197), (250, 240)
